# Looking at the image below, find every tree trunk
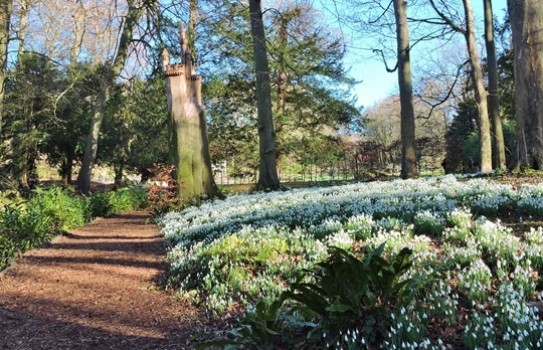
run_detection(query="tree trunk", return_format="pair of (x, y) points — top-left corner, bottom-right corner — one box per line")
(162, 27), (221, 201)
(70, 0), (86, 64)
(61, 149), (74, 185)
(508, 0), (543, 169)
(393, 0), (418, 179)
(275, 14), (289, 176)
(78, 89), (108, 194)
(77, 0), (147, 194)
(0, 0), (12, 136)
(484, 0), (506, 169)
(114, 160), (124, 186)
(16, 0), (28, 59)
(188, 0), (197, 56)
(463, 0), (493, 173)
(249, 0), (280, 190)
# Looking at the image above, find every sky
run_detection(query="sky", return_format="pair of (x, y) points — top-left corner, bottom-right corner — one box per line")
(324, 0), (509, 109)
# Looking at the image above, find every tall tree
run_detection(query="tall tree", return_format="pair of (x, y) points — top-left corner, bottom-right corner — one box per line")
(463, 0), (492, 172)
(162, 25), (221, 201)
(508, 0), (543, 169)
(205, 2), (358, 179)
(0, 0), (12, 136)
(484, 0), (506, 169)
(429, 0), (493, 173)
(393, 0), (418, 178)
(248, 0), (280, 190)
(340, 0), (421, 178)
(77, 0), (150, 194)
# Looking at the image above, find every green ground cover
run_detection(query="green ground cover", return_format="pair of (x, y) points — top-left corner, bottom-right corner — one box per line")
(160, 175), (543, 349)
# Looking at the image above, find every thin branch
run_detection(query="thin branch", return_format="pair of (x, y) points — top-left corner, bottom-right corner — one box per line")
(369, 0), (393, 25)
(428, 0), (465, 34)
(373, 48), (398, 72)
(416, 60), (469, 119)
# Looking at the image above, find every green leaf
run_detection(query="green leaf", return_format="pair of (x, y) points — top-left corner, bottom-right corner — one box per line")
(325, 302), (353, 313)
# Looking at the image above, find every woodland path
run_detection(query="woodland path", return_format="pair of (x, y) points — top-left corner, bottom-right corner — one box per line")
(0, 212), (204, 350)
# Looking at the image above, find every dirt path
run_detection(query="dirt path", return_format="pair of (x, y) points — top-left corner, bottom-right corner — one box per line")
(0, 212), (204, 350)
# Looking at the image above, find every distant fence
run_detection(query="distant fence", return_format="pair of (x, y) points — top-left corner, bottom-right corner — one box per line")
(213, 160), (361, 186)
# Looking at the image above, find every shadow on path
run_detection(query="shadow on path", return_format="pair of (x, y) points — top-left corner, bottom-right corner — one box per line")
(0, 212), (203, 350)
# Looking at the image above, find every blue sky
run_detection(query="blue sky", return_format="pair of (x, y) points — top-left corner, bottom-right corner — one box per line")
(332, 0), (508, 108)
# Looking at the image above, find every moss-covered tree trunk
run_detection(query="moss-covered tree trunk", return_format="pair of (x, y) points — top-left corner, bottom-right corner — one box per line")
(0, 0), (12, 136)
(484, 0), (506, 169)
(508, 0), (543, 169)
(393, 0), (418, 179)
(249, 0), (280, 190)
(162, 27), (221, 201)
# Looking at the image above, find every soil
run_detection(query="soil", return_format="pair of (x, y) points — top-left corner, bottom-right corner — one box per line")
(0, 212), (207, 350)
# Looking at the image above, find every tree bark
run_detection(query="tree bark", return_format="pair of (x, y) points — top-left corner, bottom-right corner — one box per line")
(17, 0), (28, 59)
(162, 29), (221, 201)
(462, 0), (493, 173)
(275, 13), (289, 175)
(484, 0), (506, 169)
(249, 0), (280, 190)
(188, 0), (197, 56)
(508, 0), (543, 169)
(70, 0), (86, 64)
(78, 88), (108, 194)
(61, 149), (74, 185)
(393, 0), (418, 179)
(77, 0), (148, 194)
(0, 0), (12, 136)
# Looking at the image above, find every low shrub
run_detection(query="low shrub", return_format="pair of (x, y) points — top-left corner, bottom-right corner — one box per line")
(107, 186), (147, 213)
(0, 185), (148, 271)
(86, 185), (147, 218)
(0, 202), (52, 270)
(87, 192), (112, 217)
(28, 186), (87, 231)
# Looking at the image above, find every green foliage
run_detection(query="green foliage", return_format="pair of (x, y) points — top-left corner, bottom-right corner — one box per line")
(27, 186), (87, 231)
(99, 77), (169, 181)
(2, 53), (60, 188)
(443, 99), (478, 174)
(0, 203), (51, 268)
(204, 245), (428, 349)
(198, 300), (291, 350)
(0, 185), (148, 271)
(282, 245), (424, 344)
(41, 63), (100, 183)
(107, 186), (147, 213)
(204, 3), (360, 172)
(413, 211), (445, 237)
(167, 226), (327, 313)
(0, 186), (85, 270)
(87, 192), (112, 218)
(87, 185), (147, 218)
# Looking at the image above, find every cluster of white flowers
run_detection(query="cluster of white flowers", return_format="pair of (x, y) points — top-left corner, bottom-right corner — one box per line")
(457, 258), (493, 302)
(325, 328), (369, 350)
(157, 175), (543, 346)
(463, 306), (496, 349)
(446, 207), (473, 227)
(443, 240), (481, 265)
(496, 283), (543, 349)
(471, 193), (511, 216)
(423, 277), (458, 325)
(414, 210), (446, 236)
(517, 184), (543, 217)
